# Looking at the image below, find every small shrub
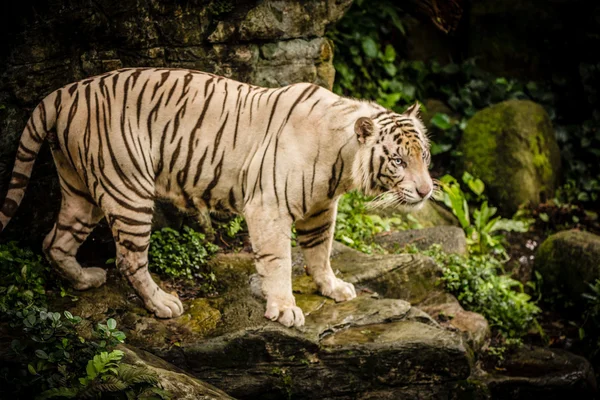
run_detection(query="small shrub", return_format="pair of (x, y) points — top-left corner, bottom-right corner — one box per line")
(416, 245), (540, 339)
(149, 226), (219, 282)
(335, 191), (418, 253)
(0, 243), (170, 399)
(437, 173), (530, 256)
(0, 242), (50, 311)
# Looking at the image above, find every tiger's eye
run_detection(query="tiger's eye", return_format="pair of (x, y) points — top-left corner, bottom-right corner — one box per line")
(393, 158), (405, 167)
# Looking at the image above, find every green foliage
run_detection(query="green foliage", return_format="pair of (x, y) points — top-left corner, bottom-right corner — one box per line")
(148, 226), (219, 283)
(554, 120), (600, 206)
(226, 216), (246, 238)
(417, 245), (540, 339)
(328, 0), (412, 112)
(0, 243), (169, 399)
(578, 279), (600, 358)
(334, 191), (419, 253)
(330, 3), (558, 169)
(437, 173), (530, 256)
(0, 242), (50, 311)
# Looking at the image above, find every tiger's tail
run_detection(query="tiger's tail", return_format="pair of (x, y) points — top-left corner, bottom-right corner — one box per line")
(0, 96), (57, 233)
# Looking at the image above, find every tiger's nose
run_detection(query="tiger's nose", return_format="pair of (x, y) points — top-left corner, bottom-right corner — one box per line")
(416, 182), (433, 198)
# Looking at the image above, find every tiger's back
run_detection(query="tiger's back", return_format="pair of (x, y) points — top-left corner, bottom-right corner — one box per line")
(52, 68), (334, 217)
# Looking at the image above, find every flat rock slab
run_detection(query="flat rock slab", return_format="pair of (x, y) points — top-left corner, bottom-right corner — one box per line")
(480, 346), (597, 399)
(374, 226), (468, 255)
(297, 241), (489, 350)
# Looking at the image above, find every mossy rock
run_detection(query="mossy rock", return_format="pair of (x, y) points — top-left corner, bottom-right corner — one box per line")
(374, 226), (468, 255)
(534, 229), (600, 308)
(373, 200), (459, 228)
(459, 100), (561, 214)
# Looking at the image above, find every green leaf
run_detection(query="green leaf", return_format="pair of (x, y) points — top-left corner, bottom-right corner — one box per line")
(361, 37), (378, 59)
(383, 44), (396, 62)
(28, 364), (37, 375)
(35, 349), (49, 359)
(430, 113), (453, 130)
(107, 318), (117, 330)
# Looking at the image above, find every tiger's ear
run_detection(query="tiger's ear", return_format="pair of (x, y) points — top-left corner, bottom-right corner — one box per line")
(403, 102), (421, 118)
(355, 117), (374, 144)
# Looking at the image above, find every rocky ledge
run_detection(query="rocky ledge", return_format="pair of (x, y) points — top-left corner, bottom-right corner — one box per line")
(47, 241), (484, 399)
(40, 232), (595, 399)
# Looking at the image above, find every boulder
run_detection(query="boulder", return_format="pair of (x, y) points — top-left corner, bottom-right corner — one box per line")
(48, 242), (483, 399)
(534, 229), (600, 307)
(374, 226), (468, 255)
(120, 345), (235, 400)
(373, 200), (459, 228)
(480, 346), (597, 399)
(459, 100), (561, 214)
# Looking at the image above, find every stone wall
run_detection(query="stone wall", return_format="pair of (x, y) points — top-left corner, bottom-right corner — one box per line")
(0, 0), (352, 242)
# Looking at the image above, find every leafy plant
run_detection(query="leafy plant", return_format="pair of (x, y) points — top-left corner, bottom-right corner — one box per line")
(0, 243), (170, 399)
(437, 173), (530, 255)
(328, 0), (411, 112)
(415, 245), (540, 339)
(334, 191), (419, 253)
(226, 216), (246, 238)
(0, 242), (50, 312)
(579, 279), (600, 358)
(38, 350), (170, 399)
(148, 226), (219, 282)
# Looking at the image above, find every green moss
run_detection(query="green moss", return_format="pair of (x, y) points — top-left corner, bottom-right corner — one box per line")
(459, 100), (559, 213)
(181, 298), (222, 336)
(535, 230), (600, 308)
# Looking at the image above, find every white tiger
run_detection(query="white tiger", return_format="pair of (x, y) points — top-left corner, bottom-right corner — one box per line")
(0, 68), (433, 327)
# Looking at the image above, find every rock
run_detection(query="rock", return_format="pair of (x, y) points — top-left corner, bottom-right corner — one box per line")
(459, 100), (561, 214)
(323, 242), (489, 352)
(46, 241), (486, 399)
(480, 346), (597, 399)
(373, 200), (459, 228)
(374, 226), (468, 255)
(418, 292), (490, 352)
(120, 345), (235, 400)
(534, 229), (600, 307)
(0, 0), (352, 243)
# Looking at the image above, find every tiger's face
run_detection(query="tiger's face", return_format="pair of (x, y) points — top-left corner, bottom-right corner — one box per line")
(353, 103), (433, 210)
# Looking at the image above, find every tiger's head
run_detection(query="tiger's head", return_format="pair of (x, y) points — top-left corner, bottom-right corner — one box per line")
(352, 103), (434, 211)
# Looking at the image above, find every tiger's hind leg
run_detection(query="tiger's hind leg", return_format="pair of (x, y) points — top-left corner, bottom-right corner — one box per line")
(109, 213), (183, 318)
(43, 164), (106, 290)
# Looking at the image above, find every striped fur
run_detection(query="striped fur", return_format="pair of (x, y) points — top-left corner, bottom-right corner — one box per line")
(0, 68), (432, 327)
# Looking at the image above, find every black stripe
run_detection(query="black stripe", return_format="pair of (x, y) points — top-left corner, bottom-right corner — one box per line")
(201, 151), (225, 205)
(284, 176), (295, 221)
(298, 236), (328, 249)
(193, 147), (209, 186)
(0, 198), (19, 218)
(296, 222), (331, 237)
(8, 172), (29, 190)
(212, 113), (229, 163)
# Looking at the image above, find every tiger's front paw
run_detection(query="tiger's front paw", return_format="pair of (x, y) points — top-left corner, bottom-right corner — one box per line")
(320, 278), (357, 302)
(145, 288), (184, 319)
(264, 299), (305, 328)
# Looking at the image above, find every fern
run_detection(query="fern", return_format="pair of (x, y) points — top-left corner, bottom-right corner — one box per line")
(118, 363), (159, 385)
(37, 387), (78, 399)
(96, 375), (129, 392)
(79, 350), (124, 385)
